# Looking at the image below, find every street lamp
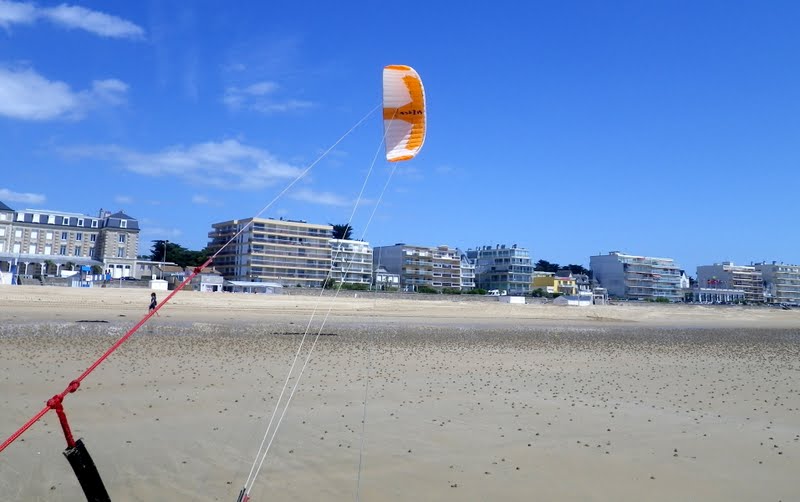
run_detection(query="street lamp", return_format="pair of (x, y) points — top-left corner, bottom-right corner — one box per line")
(161, 239), (168, 280)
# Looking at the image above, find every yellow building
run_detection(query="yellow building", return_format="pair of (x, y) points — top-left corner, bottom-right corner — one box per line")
(532, 272), (577, 295)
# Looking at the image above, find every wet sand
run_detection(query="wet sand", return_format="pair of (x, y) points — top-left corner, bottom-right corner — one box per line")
(0, 286), (798, 501)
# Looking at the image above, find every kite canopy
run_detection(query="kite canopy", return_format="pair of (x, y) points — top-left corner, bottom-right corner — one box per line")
(383, 65), (426, 162)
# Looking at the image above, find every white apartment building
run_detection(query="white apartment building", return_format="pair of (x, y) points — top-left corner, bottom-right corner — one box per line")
(696, 262), (764, 303)
(373, 243), (463, 291)
(208, 217), (333, 287)
(590, 251), (682, 301)
(330, 239), (373, 286)
(754, 261), (800, 305)
(466, 244), (533, 295)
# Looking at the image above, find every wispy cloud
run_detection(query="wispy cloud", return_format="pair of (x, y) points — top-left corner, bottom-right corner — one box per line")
(0, 1), (144, 39)
(223, 80), (312, 114)
(288, 188), (352, 207)
(0, 187), (45, 204)
(114, 195), (133, 205)
(62, 139), (304, 190)
(0, 0), (35, 27)
(140, 226), (183, 239)
(0, 66), (128, 120)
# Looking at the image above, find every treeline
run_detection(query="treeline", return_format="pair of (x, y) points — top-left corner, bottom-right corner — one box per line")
(534, 260), (590, 277)
(145, 240), (212, 268)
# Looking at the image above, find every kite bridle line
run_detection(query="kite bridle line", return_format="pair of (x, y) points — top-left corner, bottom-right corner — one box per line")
(0, 104), (380, 475)
(239, 108), (400, 502)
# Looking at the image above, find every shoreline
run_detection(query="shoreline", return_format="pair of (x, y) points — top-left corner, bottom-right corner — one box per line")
(0, 285), (798, 329)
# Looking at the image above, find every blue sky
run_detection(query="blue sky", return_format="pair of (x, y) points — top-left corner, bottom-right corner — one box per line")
(1, 1), (798, 274)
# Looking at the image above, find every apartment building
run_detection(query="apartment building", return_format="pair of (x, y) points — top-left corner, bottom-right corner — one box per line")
(373, 243), (463, 291)
(467, 244), (533, 295)
(590, 251), (682, 301)
(330, 239), (373, 286)
(696, 262), (764, 303)
(208, 217), (333, 287)
(0, 202), (140, 279)
(458, 249), (476, 291)
(753, 261), (800, 305)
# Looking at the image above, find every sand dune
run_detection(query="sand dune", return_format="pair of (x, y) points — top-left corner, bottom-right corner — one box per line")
(0, 286), (798, 501)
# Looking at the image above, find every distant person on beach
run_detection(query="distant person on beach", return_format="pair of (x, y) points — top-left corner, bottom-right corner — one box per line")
(149, 292), (158, 316)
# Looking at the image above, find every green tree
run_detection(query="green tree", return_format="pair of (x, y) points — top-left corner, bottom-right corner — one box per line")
(534, 260), (559, 273)
(331, 224), (353, 240)
(150, 241), (211, 268)
(565, 264), (591, 276)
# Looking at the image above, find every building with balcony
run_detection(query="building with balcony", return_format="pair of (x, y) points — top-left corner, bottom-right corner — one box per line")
(458, 249), (476, 291)
(467, 244), (533, 296)
(753, 261), (800, 305)
(590, 251), (682, 301)
(373, 243), (463, 291)
(330, 239), (373, 286)
(208, 217), (333, 287)
(696, 262), (764, 303)
(0, 202), (140, 280)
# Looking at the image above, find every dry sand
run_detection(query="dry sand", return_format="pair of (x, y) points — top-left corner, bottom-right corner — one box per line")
(0, 286), (798, 501)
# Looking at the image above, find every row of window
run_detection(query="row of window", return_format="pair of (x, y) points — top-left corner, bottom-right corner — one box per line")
(0, 230), (126, 243)
(0, 243), (128, 258)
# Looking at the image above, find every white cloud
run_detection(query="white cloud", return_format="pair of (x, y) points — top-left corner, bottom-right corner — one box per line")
(63, 139), (304, 190)
(114, 195), (133, 204)
(0, 0), (35, 27)
(0, 66), (128, 120)
(0, 1), (144, 39)
(140, 226), (183, 239)
(91, 79), (128, 105)
(289, 188), (351, 207)
(223, 80), (312, 113)
(0, 187), (45, 204)
(191, 194), (210, 204)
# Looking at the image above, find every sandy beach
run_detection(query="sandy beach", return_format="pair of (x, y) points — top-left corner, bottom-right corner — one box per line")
(1, 286), (798, 501)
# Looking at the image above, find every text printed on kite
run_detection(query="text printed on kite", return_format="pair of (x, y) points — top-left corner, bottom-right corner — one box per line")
(383, 65), (427, 162)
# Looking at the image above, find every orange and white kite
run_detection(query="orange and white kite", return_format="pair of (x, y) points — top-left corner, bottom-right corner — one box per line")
(383, 65), (426, 162)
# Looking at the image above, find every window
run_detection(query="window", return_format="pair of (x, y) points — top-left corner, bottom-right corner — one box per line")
(14, 230), (22, 239)
(32, 214), (40, 223)
(120, 220), (127, 228)
(89, 246), (95, 256)
(45, 245), (52, 255)
(29, 244), (37, 254)
(117, 248), (126, 258)
(76, 232), (83, 241)
(90, 234), (97, 242)
(74, 247), (81, 256)
(0, 213), (6, 221)
(60, 245), (67, 255)
(0, 228), (4, 237)
(77, 218), (84, 227)
(61, 232), (68, 240)
(62, 217), (70, 225)
(0, 242), (4, 252)
(46, 232), (53, 240)
(91, 220), (98, 228)
(13, 243), (20, 253)
(118, 234), (126, 243)
(31, 231), (38, 239)
(48, 215), (55, 224)
(16, 213), (23, 221)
